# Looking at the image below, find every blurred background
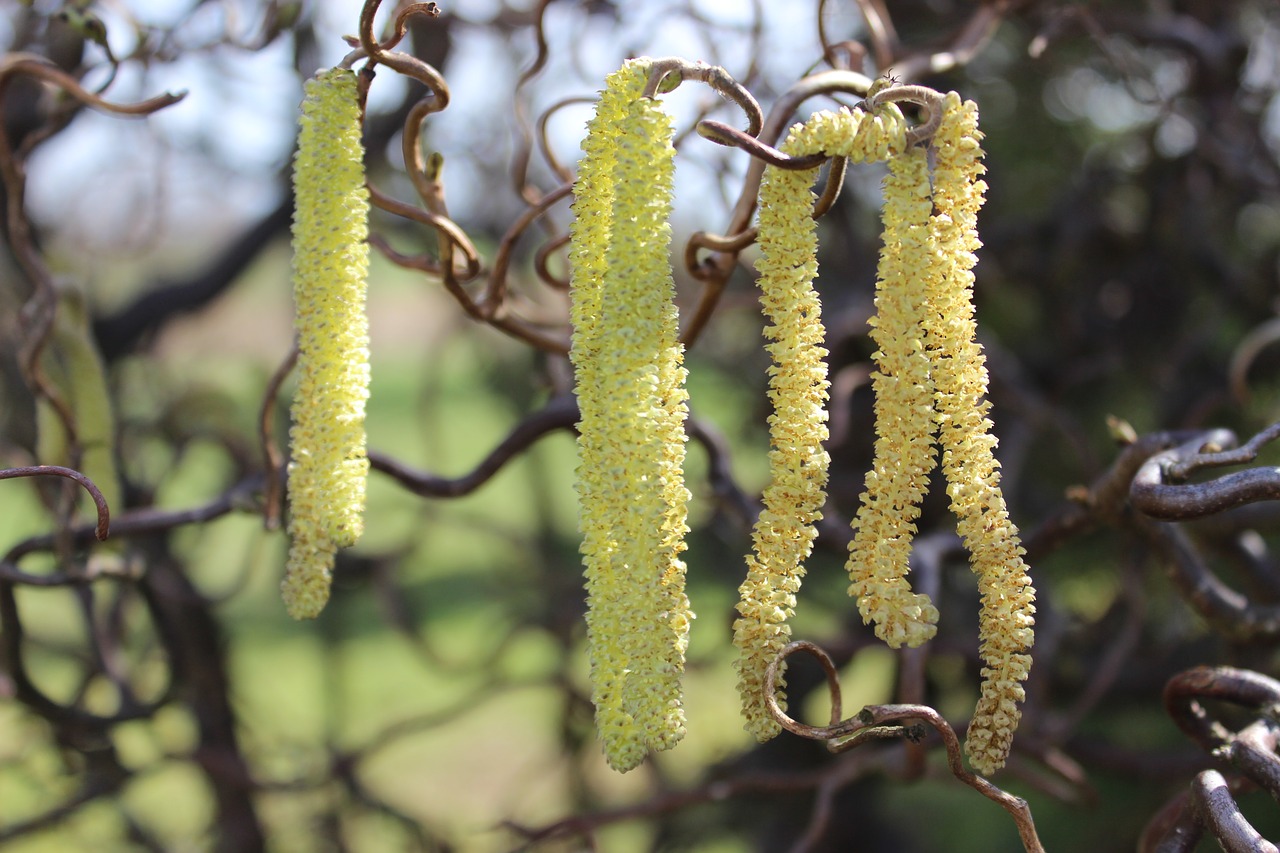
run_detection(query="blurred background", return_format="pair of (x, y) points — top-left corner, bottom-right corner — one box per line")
(2, 0), (1280, 850)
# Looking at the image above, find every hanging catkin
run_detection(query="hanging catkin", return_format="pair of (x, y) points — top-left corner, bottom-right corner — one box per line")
(283, 67), (371, 620)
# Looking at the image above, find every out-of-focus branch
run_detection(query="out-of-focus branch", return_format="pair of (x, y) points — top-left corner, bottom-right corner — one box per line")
(0, 464), (109, 540)
(93, 198), (293, 360)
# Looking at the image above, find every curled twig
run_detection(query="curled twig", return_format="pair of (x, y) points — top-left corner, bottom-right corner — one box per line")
(697, 119), (829, 170)
(1193, 770), (1279, 853)
(1130, 428), (1280, 520)
(862, 83), (944, 146)
(763, 641), (1045, 852)
(356, 1), (446, 100)
(1167, 421), (1280, 480)
(1163, 666), (1280, 752)
(0, 55), (185, 489)
(533, 233), (571, 291)
(763, 641), (850, 741)
(641, 57), (764, 138)
(679, 68), (875, 346)
(1150, 667), (1280, 852)
(0, 465), (109, 541)
(367, 185), (482, 283)
(696, 81), (943, 171)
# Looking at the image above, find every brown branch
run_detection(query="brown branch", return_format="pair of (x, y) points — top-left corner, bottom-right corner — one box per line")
(1193, 770), (1279, 853)
(4, 475), (259, 568)
(259, 345), (297, 532)
(1129, 429), (1280, 520)
(0, 465), (109, 541)
(368, 395), (578, 498)
(502, 753), (884, 851)
(763, 641), (1045, 852)
(1139, 519), (1280, 641)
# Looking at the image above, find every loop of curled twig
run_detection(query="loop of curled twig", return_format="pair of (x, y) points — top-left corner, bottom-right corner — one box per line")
(763, 641), (851, 742)
(354, 1), (447, 106)
(1145, 667), (1280, 853)
(861, 83), (944, 147)
(684, 227), (759, 280)
(1163, 666), (1280, 752)
(0, 465), (110, 541)
(641, 57), (764, 139)
(696, 82), (944, 173)
(762, 641), (1046, 852)
(533, 234), (571, 291)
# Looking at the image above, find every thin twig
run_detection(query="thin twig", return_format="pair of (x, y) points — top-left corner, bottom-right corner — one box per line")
(0, 465), (110, 541)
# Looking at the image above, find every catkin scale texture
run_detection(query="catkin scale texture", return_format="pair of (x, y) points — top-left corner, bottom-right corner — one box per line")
(845, 147), (942, 651)
(734, 104), (910, 741)
(923, 94), (1035, 776)
(569, 59), (692, 772)
(284, 67), (371, 621)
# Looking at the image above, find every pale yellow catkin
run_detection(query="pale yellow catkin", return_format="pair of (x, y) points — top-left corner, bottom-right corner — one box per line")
(283, 67), (371, 621)
(922, 93), (1035, 776)
(569, 58), (692, 773)
(844, 146), (942, 650)
(734, 103), (910, 741)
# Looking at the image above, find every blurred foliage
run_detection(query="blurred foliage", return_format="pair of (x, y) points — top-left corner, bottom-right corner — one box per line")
(2, 0), (1280, 851)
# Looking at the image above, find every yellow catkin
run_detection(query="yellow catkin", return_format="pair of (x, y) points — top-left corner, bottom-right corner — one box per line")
(923, 93), (1035, 776)
(733, 104), (909, 741)
(283, 67), (371, 620)
(569, 58), (692, 772)
(844, 147), (942, 650)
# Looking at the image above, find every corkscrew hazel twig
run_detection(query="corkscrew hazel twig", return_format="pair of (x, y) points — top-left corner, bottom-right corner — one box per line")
(762, 641), (1046, 852)
(0, 465), (110, 542)
(696, 82), (944, 172)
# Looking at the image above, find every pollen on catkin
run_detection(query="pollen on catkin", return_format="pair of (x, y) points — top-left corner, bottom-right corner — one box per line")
(733, 103), (910, 741)
(283, 67), (371, 621)
(844, 146), (942, 650)
(922, 93), (1034, 776)
(569, 58), (692, 772)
